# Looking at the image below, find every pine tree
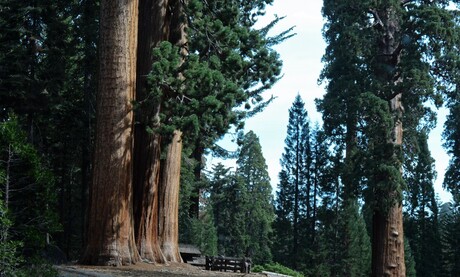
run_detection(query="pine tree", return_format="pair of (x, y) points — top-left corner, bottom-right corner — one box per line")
(272, 170), (294, 265)
(0, 115), (59, 271)
(404, 238), (416, 277)
(403, 130), (442, 277)
(236, 131), (274, 264)
(273, 95), (311, 269)
(208, 164), (248, 257)
(0, 0), (99, 260)
(341, 200), (371, 277)
(443, 98), (460, 201)
(158, 0), (293, 220)
(314, 145), (343, 276)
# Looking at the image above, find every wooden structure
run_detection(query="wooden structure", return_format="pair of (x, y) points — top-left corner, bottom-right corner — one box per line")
(205, 256), (252, 273)
(179, 244), (202, 263)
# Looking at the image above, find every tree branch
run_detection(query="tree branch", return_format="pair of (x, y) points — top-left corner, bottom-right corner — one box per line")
(401, 0), (415, 6)
(369, 9), (384, 29)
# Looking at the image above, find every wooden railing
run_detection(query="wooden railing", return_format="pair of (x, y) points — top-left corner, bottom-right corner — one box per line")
(205, 256), (252, 273)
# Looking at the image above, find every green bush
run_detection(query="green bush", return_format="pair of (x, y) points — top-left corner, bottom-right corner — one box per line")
(252, 262), (304, 277)
(16, 257), (58, 277)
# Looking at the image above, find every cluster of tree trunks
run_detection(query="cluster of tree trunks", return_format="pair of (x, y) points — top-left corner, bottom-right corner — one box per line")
(81, 0), (185, 265)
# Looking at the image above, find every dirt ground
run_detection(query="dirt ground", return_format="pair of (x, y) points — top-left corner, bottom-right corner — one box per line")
(56, 262), (267, 277)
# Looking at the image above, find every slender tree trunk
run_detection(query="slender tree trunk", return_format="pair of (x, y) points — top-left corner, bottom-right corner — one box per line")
(133, 0), (169, 263)
(80, 0), (140, 266)
(159, 130), (183, 262)
(189, 146), (204, 218)
(312, 144), (318, 242)
(81, 0), (97, 248)
(372, 4), (405, 276)
(293, 131), (300, 269)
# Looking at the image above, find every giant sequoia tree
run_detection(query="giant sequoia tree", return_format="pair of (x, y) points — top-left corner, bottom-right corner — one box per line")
(81, 0), (139, 265)
(320, 0), (459, 275)
(81, 0), (289, 265)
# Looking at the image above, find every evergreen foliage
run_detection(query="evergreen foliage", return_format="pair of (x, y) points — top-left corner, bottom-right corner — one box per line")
(142, 0), (294, 151)
(236, 131), (274, 264)
(443, 101), (460, 201)
(253, 262), (304, 277)
(2, 0), (460, 273)
(0, 194), (23, 276)
(273, 95), (343, 275)
(404, 130), (442, 277)
(439, 202), (460, 276)
(340, 200), (371, 277)
(0, 0), (98, 260)
(320, 0), (460, 274)
(203, 131), (274, 264)
(142, 0), (293, 223)
(0, 115), (59, 275)
(405, 237), (417, 277)
(273, 95), (311, 269)
(209, 164), (248, 258)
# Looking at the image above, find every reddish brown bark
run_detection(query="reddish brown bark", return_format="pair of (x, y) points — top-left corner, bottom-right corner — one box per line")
(157, 0), (187, 263)
(373, 203), (405, 277)
(159, 130), (184, 262)
(133, 0), (170, 264)
(81, 0), (140, 266)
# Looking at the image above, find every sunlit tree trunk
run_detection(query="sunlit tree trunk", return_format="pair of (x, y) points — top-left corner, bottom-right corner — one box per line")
(159, 130), (183, 262)
(80, 0), (140, 266)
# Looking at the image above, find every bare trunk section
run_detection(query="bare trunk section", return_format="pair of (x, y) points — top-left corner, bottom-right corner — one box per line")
(80, 0), (140, 266)
(133, 132), (165, 263)
(133, 0), (170, 264)
(373, 203), (405, 277)
(372, 4), (405, 276)
(159, 130), (183, 262)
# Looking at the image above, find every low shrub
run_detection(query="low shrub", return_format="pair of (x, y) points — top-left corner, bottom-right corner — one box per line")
(252, 262), (304, 277)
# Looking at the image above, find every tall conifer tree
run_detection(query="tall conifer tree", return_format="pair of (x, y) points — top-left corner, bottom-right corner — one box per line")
(236, 131), (274, 264)
(321, 1), (460, 274)
(273, 94), (311, 269)
(404, 131), (442, 277)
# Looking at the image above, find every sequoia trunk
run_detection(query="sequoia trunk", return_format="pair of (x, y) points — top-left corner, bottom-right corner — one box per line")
(81, 0), (139, 266)
(372, 4), (405, 276)
(158, 0), (187, 262)
(373, 202), (405, 276)
(159, 130), (183, 262)
(133, 0), (169, 263)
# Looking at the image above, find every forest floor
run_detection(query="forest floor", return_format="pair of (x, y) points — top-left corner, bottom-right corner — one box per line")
(56, 262), (268, 277)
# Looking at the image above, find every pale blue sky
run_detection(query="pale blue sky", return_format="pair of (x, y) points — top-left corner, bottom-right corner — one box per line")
(208, 0), (452, 203)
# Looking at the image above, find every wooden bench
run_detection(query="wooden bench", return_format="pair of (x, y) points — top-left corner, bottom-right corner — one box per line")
(205, 256), (252, 273)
